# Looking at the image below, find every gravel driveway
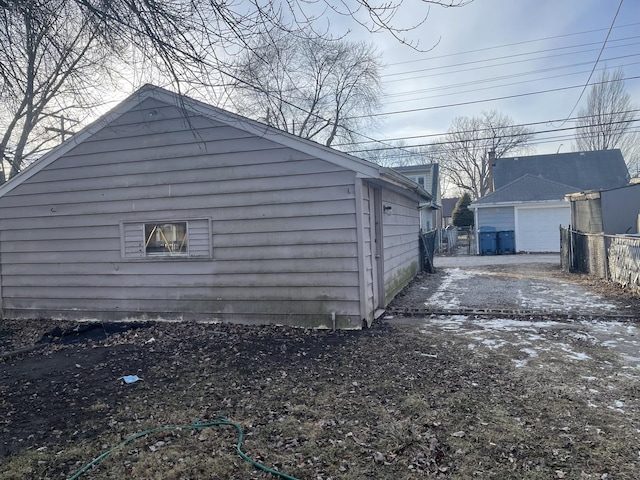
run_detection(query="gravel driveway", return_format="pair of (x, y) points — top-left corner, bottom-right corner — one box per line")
(388, 253), (640, 369)
(431, 254), (620, 316)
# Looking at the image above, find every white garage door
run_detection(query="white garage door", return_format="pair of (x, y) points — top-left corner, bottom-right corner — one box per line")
(516, 206), (570, 252)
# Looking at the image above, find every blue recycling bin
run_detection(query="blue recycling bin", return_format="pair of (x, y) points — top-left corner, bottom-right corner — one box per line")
(479, 230), (497, 255)
(497, 230), (515, 255)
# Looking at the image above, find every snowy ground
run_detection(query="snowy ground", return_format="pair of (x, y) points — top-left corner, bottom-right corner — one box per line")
(425, 265), (621, 315)
(389, 253), (640, 376)
(418, 315), (640, 373)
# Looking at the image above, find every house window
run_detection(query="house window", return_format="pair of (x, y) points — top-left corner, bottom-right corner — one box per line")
(122, 219), (211, 259)
(409, 175), (426, 188)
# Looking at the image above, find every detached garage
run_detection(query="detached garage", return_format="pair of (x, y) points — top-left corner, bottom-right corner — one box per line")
(471, 175), (574, 253)
(0, 85), (431, 329)
(473, 149), (631, 254)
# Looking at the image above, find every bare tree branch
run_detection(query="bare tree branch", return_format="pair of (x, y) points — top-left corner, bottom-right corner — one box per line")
(436, 111), (535, 199)
(0, 0), (473, 182)
(227, 31), (382, 147)
(573, 66), (639, 173)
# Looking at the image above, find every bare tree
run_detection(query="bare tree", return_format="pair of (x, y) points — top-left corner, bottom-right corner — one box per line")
(573, 67), (639, 172)
(228, 32), (382, 147)
(0, 0), (473, 183)
(435, 111), (535, 199)
(0, 1), (114, 182)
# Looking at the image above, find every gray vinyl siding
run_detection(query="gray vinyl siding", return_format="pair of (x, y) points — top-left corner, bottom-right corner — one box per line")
(477, 206), (515, 231)
(381, 188), (420, 304)
(0, 98), (363, 328)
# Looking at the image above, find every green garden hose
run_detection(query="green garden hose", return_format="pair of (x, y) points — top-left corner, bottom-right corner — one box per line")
(67, 415), (300, 480)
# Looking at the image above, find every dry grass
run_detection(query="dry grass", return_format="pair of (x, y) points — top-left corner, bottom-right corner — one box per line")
(1, 319), (639, 479)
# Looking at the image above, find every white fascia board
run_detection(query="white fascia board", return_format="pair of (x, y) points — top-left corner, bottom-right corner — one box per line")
(513, 200), (570, 209)
(472, 199), (568, 209)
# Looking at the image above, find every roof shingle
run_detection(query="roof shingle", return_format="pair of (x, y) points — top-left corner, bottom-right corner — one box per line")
(493, 150), (629, 191)
(473, 174), (579, 205)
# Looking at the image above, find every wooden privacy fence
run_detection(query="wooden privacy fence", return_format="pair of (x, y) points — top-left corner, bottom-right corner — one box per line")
(560, 226), (640, 292)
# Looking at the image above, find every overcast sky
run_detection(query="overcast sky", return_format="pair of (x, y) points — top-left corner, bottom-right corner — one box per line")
(346, 0), (640, 157)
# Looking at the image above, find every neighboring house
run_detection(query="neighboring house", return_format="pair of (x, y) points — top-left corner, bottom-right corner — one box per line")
(471, 150), (630, 253)
(393, 164), (441, 231)
(0, 84), (431, 329)
(566, 182), (640, 234)
(441, 198), (459, 227)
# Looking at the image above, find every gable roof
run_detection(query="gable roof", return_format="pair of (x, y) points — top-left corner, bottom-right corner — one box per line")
(0, 84), (431, 202)
(472, 174), (579, 206)
(493, 150), (629, 191)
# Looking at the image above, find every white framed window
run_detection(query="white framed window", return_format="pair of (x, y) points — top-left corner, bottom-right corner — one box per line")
(122, 218), (211, 259)
(409, 175), (426, 188)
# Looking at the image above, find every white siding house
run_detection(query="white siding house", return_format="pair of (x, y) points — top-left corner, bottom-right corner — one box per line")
(392, 164), (441, 231)
(0, 85), (430, 329)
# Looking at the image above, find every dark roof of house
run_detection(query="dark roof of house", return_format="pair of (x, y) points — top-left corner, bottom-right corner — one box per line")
(473, 174), (579, 205)
(493, 149), (629, 191)
(441, 197), (459, 217)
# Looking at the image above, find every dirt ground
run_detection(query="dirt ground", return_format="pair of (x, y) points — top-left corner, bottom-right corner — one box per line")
(1, 259), (640, 479)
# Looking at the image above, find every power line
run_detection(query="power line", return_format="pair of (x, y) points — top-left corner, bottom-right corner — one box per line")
(345, 74), (640, 120)
(559, 0), (625, 126)
(385, 22), (640, 67)
(383, 58), (640, 106)
(347, 117), (640, 153)
(382, 35), (640, 80)
(334, 108), (640, 146)
(382, 55), (640, 98)
(356, 127), (640, 159)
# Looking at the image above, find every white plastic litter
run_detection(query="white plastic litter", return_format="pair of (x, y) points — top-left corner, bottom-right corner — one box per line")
(122, 375), (141, 384)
